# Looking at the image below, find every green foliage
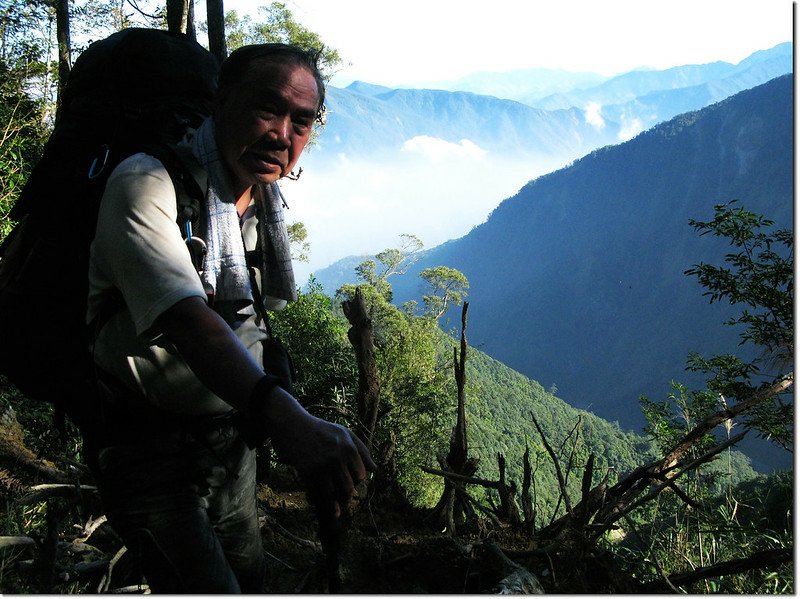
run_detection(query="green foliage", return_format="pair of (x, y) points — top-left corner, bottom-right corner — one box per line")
(0, 58), (47, 241)
(683, 201), (793, 447)
(419, 266), (469, 320)
(618, 469), (791, 593)
(686, 201), (793, 366)
(377, 312), (452, 505)
(224, 2), (342, 81)
(351, 260), (391, 301)
(274, 274), (453, 506)
(0, 1), (54, 97)
(639, 382), (719, 456)
(342, 234), (424, 303)
(0, 1), (54, 242)
(336, 277), (453, 505)
(374, 234), (424, 277)
(0, 376), (83, 472)
(286, 221), (310, 263)
(69, 1), (153, 50)
(271, 278), (357, 418)
(336, 236), (474, 503)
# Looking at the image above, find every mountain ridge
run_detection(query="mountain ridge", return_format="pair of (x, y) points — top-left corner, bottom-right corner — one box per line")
(312, 75), (793, 470)
(311, 43), (790, 171)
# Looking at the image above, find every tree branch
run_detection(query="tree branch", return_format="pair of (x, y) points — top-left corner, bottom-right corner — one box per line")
(660, 374), (792, 471)
(420, 464), (500, 489)
(597, 430), (747, 528)
(641, 548), (792, 592)
(531, 414), (574, 517)
(18, 484), (98, 506)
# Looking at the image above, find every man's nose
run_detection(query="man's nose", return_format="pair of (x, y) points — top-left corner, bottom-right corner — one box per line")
(267, 115), (291, 147)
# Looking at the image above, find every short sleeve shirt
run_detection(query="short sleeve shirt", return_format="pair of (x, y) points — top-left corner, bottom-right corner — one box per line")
(88, 153), (206, 335)
(88, 153), (266, 415)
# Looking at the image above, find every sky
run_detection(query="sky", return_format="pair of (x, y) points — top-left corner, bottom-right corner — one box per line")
(213, 0), (794, 283)
(223, 0), (793, 87)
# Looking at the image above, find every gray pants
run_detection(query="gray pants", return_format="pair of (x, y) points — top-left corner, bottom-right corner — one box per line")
(92, 417), (267, 593)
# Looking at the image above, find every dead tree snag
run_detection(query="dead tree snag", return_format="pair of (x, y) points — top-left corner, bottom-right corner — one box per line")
(342, 287), (381, 447)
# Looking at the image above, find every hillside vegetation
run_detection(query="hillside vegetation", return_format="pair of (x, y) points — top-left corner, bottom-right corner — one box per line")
(0, 3), (792, 593)
(371, 75), (793, 471)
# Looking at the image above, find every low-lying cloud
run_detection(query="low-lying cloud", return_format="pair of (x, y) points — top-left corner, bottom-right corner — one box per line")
(584, 101), (606, 129)
(401, 135), (487, 162)
(618, 116), (644, 141)
(285, 149), (567, 285)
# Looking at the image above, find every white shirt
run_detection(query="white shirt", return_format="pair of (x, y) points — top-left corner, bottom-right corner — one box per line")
(88, 152), (265, 415)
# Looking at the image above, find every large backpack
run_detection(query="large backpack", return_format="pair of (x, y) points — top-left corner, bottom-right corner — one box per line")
(0, 28), (219, 429)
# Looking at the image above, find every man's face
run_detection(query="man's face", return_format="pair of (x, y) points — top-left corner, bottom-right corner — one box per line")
(215, 59), (319, 194)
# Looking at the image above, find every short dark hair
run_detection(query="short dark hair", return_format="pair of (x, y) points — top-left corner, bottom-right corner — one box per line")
(218, 44), (326, 123)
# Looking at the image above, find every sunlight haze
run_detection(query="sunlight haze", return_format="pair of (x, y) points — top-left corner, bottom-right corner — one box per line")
(215, 0), (793, 284)
(225, 0), (792, 86)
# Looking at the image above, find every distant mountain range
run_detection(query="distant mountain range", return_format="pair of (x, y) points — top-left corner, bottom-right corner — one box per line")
(313, 74), (793, 471)
(317, 83), (619, 165)
(529, 43), (792, 109)
(312, 42), (791, 163)
(291, 43), (791, 288)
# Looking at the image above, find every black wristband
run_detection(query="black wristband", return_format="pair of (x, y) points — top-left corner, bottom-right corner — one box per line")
(249, 374), (284, 417)
(238, 374), (284, 449)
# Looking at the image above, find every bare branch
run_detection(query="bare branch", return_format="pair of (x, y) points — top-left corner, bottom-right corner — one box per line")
(642, 548), (792, 592)
(420, 464), (500, 489)
(0, 536), (36, 549)
(660, 374), (793, 471)
(18, 484), (98, 505)
(262, 514), (321, 552)
(531, 414), (574, 517)
(598, 431), (747, 528)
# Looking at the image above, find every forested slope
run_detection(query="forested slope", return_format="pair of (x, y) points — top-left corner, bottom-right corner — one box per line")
(386, 75), (793, 472)
(0, 4), (791, 592)
(446, 328), (757, 515)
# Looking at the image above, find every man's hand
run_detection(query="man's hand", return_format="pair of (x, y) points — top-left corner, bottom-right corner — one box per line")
(259, 386), (376, 515)
(156, 297), (376, 510)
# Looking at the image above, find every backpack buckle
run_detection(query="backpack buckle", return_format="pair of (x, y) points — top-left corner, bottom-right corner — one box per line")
(87, 144), (111, 179)
(185, 235), (207, 271)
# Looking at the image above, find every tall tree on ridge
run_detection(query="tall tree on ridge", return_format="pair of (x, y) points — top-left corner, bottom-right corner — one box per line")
(167, 0), (195, 38)
(53, 0), (70, 104)
(207, 0), (226, 62)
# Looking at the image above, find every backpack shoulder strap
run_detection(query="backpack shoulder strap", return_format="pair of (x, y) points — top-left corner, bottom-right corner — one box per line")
(146, 143), (208, 227)
(145, 143), (209, 271)
(89, 143), (210, 336)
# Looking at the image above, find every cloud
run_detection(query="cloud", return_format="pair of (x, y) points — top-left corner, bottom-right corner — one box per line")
(400, 136), (487, 162)
(618, 117), (644, 141)
(584, 102), (606, 129)
(288, 150), (556, 285)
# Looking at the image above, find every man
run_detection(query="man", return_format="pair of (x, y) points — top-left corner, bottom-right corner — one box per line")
(84, 43), (374, 593)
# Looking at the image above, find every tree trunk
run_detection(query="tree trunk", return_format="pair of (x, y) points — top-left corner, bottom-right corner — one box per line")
(187, 1), (196, 40)
(206, 0), (226, 62)
(521, 445), (535, 533)
(497, 453), (522, 526)
(167, 0), (195, 38)
(342, 288), (380, 446)
(54, 0), (70, 106)
(449, 302), (469, 471)
(430, 303), (480, 533)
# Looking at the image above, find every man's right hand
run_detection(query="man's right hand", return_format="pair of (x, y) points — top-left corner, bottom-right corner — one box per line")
(156, 297), (376, 510)
(259, 385), (377, 516)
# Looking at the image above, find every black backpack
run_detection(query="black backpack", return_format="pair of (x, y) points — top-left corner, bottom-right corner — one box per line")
(0, 28), (219, 429)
